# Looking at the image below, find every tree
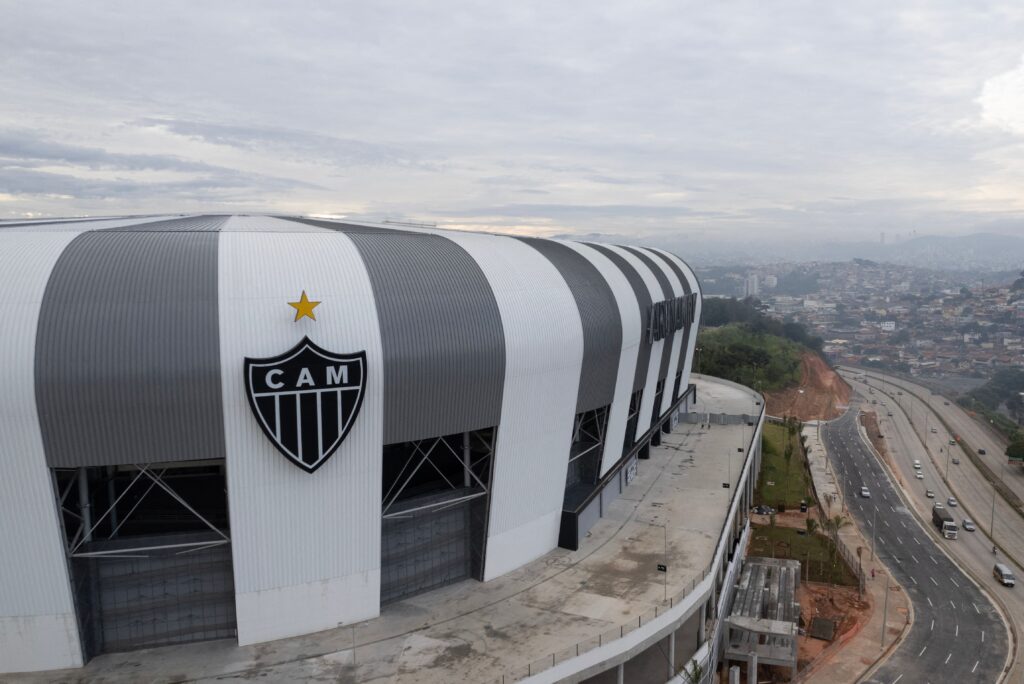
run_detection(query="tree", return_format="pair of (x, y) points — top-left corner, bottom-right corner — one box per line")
(805, 517), (819, 536)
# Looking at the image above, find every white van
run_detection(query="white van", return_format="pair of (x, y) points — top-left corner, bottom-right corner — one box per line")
(994, 563), (1016, 587)
(913, 460), (921, 470)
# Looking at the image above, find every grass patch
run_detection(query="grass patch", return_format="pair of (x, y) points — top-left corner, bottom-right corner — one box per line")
(754, 422), (810, 509)
(748, 525), (859, 586)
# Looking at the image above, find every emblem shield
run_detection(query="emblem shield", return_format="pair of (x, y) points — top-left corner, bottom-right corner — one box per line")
(244, 337), (367, 473)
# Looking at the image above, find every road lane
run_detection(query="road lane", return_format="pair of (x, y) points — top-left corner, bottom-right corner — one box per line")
(821, 404), (1007, 683)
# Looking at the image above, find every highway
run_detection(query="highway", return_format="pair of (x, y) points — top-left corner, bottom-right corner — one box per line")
(838, 368), (1024, 682)
(821, 402), (1008, 683)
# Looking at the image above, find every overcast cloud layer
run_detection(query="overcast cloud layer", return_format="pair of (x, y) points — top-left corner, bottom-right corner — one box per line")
(3, 1), (1024, 246)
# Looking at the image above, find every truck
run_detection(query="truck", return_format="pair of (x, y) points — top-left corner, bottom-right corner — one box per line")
(933, 507), (958, 539)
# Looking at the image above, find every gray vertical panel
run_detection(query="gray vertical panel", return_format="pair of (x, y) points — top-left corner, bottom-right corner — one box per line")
(621, 246), (674, 381)
(284, 218), (506, 443)
(587, 243), (651, 393)
(516, 237), (621, 413)
(647, 249), (695, 376)
(35, 229), (226, 467)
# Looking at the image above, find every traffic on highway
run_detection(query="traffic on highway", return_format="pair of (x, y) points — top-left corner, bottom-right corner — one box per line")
(821, 401), (1008, 683)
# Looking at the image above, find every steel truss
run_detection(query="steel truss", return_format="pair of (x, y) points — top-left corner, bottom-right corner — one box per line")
(382, 430), (494, 520)
(568, 405), (608, 465)
(55, 464), (230, 559)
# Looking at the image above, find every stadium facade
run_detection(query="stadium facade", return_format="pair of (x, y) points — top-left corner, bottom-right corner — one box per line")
(0, 214), (703, 674)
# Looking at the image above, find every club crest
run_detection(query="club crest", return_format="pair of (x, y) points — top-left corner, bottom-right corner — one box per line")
(244, 337), (366, 473)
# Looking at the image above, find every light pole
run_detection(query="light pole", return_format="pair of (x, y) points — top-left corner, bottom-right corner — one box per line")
(990, 482), (997, 548)
(880, 572), (890, 649)
(871, 506), (877, 560)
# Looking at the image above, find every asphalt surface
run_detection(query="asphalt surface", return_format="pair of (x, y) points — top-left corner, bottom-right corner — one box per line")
(821, 403), (1008, 684)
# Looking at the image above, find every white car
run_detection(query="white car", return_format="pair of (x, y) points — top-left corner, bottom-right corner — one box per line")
(860, 486), (871, 498)
(963, 518), (976, 532)
(947, 497), (958, 507)
(915, 472), (924, 479)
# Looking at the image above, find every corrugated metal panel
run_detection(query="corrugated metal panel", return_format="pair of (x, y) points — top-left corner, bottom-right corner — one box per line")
(285, 219), (506, 444)
(562, 242), (641, 477)
(586, 243), (651, 393)
(35, 229), (226, 467)
(221, 215), (335, 232)
(0, 215), (186, 233)
(516, 236), (621, 413)
(0, 230), (82, 665)
(647, 246), (696, 401)
(621, 245), (675, 382)
(0, 215), (164, 229)
(638, 249), (685, 416)
(651, 248), (702, 389)
(438, 233), (583, 578)
(599, 245), (665, 441)
(218, 231), (384, 642)
(101, 215), (228, 232)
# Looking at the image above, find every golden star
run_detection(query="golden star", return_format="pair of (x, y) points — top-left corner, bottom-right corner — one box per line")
(288, 290), (321, 321)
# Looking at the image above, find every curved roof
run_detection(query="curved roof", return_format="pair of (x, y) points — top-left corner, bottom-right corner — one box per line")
(0, 214), (701, 467)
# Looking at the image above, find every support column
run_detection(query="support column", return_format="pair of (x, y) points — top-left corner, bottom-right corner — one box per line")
(699, 601), (707, 645)
(462, 432), (471, 487)
(106, 466), (118, 538)
(77, 468), (92, 542)
(668, 631), (675, 679)
(617, 662), (624, 684)
(747, 651), (757, 684)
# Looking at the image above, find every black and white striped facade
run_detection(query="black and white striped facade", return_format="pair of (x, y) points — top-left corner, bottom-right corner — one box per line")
(0, 214), (701, 673)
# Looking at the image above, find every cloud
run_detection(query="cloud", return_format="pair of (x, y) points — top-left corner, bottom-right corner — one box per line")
(135, 118), (433, 169)
(978, 55), (1024, 136)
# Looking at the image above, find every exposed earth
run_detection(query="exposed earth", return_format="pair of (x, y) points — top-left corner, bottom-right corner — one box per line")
(764, 352), (851, 421)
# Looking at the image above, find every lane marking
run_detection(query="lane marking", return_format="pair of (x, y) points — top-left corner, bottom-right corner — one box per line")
(896, 536), (903, 544)
(949, 599), (955, 609)
(911, 554), (920, 564)
(910, 576), (918, 584)
(955, 623), (959, 637)
(930, 619), (934, 631)
(982, 630), (985, 642)
(972, 661), (979, 673)
(927, 596), (933, 607)
(914, 537), (921, 545)
(919, 646), (928, 656)
(944, 652), (952, 665)
(893, 676), (904, 684)
(973, 603), (979, 614)
(950, 577), (959, 587)
(930, 555), (938, 565)
(929, 576), (938, 586)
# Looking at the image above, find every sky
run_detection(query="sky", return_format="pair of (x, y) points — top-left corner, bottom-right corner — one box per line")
(3, 1), (1024, 247)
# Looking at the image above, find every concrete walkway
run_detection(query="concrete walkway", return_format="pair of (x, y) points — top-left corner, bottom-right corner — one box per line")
(795, 420), (912, 683)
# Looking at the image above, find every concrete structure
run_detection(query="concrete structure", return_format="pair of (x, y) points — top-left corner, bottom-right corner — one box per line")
(14, 375), (765, 683)
(723, 558), (799, 680)
(0, 214), (711, 676)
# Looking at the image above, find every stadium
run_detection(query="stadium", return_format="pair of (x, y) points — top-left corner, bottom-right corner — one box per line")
(0, 214), (771, 681)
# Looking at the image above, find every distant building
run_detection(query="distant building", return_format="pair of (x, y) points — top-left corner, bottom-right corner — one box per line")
(745, 273), (760, 297)
(880, 321), (896, 332)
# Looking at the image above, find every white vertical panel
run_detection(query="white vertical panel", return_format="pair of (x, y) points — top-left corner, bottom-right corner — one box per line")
(439, 233), (585, 581)
(603, 245), (664, 441)
(643, 250), (685, 416)
(219, 229), (385, 645)
(0, 231), (84, 672)
(563, 242), (641, 477)
(652, 249), (702, 390)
